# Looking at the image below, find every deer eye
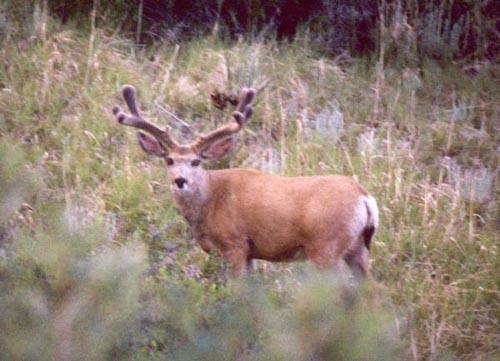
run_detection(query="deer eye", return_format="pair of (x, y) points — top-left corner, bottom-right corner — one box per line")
(166, 157), (174, 166)
(191, 159), (201, 167)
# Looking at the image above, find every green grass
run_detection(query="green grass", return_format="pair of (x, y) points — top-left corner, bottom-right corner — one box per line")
(0, 7), (498, 361)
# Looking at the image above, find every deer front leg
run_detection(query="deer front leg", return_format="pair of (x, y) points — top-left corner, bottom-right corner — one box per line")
(196, 234), (217, 254)
(222, 241), (250, 277)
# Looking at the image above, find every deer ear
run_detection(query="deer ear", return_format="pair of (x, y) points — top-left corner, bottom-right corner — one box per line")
(200, 137), (235, 160)
(136, 132), (166, 157)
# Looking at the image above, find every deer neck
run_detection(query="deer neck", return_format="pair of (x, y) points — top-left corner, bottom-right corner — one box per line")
(171, 171), (211, 229)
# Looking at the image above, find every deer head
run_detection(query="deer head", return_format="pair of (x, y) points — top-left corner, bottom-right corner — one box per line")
(112, 85), (255, 197)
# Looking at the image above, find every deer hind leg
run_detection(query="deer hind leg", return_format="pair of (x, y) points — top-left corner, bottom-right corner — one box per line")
(306, 239), (362, 306)
(343, 245), (370, 280)
(305, 239), (350, 279)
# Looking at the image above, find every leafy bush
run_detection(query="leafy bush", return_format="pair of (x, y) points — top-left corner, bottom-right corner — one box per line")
(0, 143), (405, 361)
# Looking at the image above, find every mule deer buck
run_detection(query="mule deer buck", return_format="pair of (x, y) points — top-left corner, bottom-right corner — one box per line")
(112, 85), (379, 279)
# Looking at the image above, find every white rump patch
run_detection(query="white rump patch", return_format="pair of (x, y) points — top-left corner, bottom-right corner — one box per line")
(364, 195), (379, 229)
(351, 196), (379, 241)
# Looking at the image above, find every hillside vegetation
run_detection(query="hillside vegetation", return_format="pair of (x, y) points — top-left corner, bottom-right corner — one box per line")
(0, 3), (498, 361)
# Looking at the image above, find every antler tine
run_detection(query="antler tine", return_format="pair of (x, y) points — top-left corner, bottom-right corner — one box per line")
(235, 87), (256, 114)
(122, 84), (140, 116)
(191, 88), (256, 153)
(232, 87), (255, 125)
(112, 85), (179, 150)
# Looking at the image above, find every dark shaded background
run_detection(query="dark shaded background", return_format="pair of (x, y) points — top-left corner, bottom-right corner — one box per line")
(47, 0), (499, 61)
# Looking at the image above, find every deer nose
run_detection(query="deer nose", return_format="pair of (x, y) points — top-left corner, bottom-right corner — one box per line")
(174, 177), (187, 189)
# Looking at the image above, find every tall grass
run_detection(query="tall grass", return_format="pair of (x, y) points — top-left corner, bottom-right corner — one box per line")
(0, 4), (498, 361)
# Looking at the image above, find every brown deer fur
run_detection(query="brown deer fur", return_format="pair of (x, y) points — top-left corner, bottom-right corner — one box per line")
(112, 85), (379, 278)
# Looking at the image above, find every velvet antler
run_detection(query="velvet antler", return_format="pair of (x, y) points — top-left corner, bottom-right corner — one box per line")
(112, 85), (179, 150)
(190, 88), (255, 153)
